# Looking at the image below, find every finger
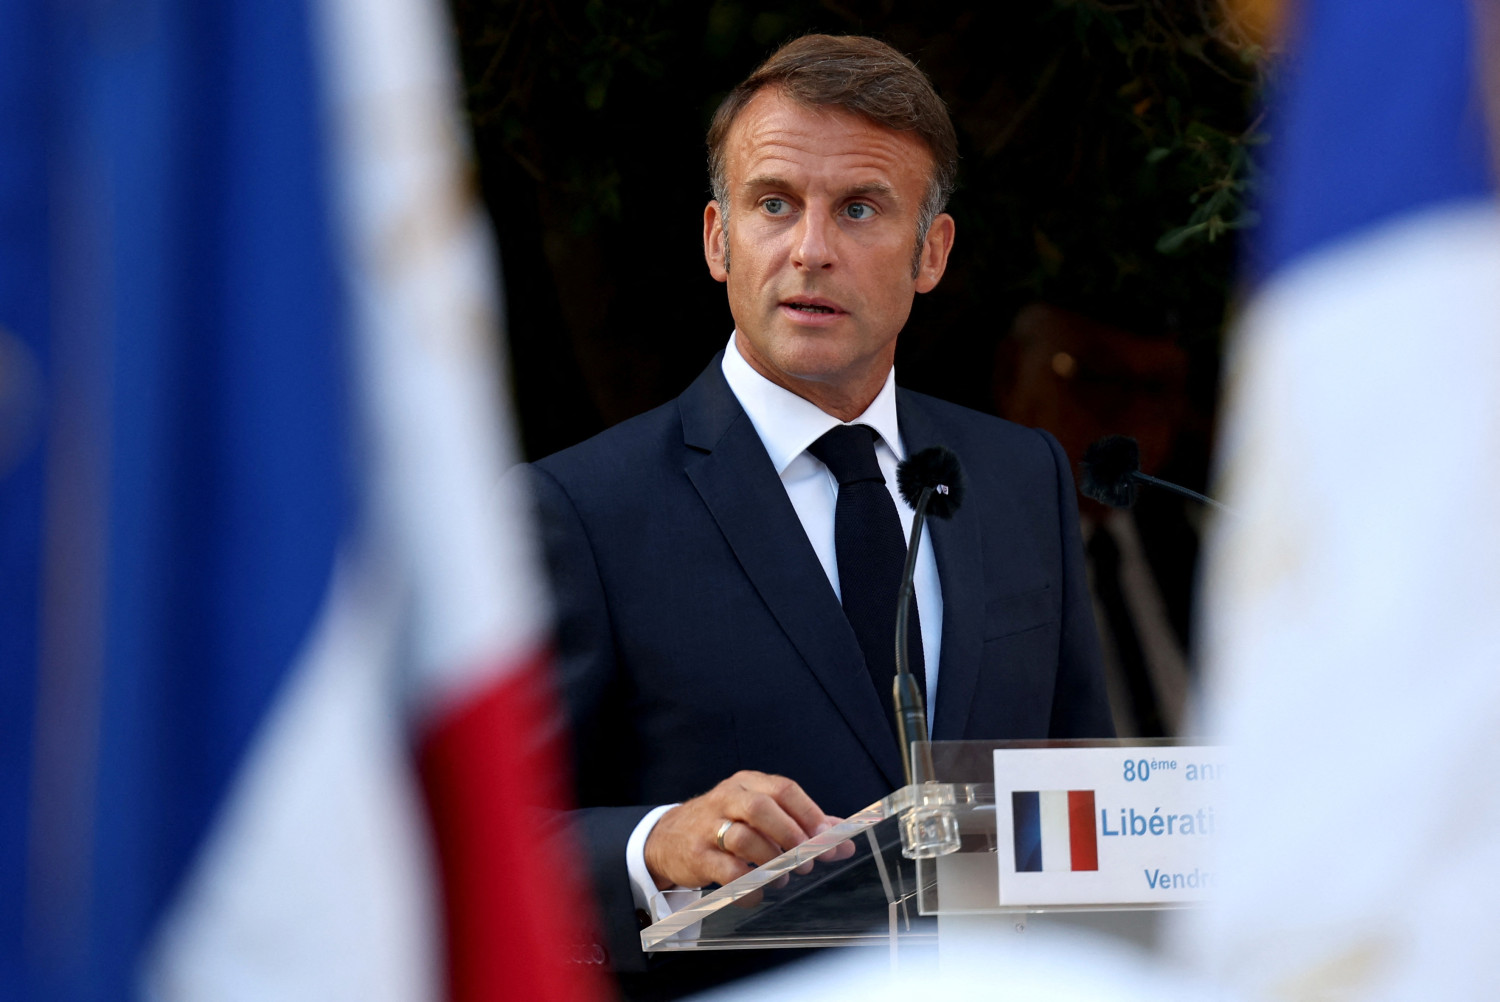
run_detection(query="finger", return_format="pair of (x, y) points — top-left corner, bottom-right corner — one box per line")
(721, 773), (826, 850)
(733, 772), (826, 840)
(812, 814), (858, 862)
(794, 820), (853, 873)
(721, 820), (783, 867)
(723, 792), (811, 855)
(644, 803), (749, 890)
(701, 848), (753, 888)
(729, 886), (765, 910)
(794, 817), (833, 875)
(794, 842), (849, 875)
(815, 835), (856, 862)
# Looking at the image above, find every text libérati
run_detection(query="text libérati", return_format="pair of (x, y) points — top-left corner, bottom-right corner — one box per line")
(1106, 756), (1221, 837)
(1116, 755), (1222, 893)
(1101, 805), (1216, 837)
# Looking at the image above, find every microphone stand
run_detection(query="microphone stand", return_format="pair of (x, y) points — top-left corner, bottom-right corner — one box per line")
(1130, 471), (1233, 514)
(893, 485), (941, 788)
(892, 482), (961, 860)
(889, 446), (965, 859)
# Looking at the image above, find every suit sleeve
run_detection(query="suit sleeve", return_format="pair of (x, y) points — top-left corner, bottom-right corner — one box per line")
(528, 463), (661, 973)
(1037, 430), (1117, 738)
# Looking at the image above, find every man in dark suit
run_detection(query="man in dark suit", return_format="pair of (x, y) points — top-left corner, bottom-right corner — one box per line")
(531, 34), (1113, 997)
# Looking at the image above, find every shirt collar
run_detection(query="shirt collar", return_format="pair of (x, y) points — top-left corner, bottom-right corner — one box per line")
(721, 332), (904, 475)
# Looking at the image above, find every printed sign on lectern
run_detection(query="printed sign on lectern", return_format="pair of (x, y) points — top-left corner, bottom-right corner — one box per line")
(993, 746), (1225, 906)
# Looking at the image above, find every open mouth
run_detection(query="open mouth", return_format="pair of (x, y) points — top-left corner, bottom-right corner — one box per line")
(783, 302), (841, 314)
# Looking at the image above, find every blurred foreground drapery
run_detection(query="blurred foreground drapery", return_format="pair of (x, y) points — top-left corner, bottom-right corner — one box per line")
(0, 0), (608, 1000)
(1178, 0), (1500, 997)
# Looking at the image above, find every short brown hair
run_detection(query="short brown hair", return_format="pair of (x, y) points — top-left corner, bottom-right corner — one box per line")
(706, 34), (959, 246)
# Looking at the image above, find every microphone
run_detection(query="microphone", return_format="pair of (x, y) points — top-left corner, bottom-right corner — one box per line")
(1080, 435), (1232, 514)
(892, 446), (966, 786)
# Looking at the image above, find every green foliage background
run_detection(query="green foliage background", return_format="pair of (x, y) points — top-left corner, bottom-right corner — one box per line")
(450, 0), (1263, 465)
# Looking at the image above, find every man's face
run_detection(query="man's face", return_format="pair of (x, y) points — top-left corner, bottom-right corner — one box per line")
(703, 89), (955, 419)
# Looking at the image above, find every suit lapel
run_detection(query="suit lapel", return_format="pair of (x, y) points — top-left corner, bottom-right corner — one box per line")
(897, 393), (987, 740)
(679, 359), (905, 788)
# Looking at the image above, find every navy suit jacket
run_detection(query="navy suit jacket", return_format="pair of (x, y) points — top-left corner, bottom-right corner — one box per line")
(531, 354), (1112, 984)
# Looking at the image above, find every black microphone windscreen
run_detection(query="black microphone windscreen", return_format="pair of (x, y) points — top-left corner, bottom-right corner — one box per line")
(897, 446), (966, 519)
(1080, 435), (1141, 508)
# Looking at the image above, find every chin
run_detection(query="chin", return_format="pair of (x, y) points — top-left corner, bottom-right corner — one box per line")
(769, 344), (856, 380)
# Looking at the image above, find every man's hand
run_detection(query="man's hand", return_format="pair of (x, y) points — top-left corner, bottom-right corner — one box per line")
(643, 771), (837, 890)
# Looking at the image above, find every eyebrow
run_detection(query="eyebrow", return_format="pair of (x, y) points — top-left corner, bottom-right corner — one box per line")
(741, 174), (791, 193)
(739, 176), (896, 200)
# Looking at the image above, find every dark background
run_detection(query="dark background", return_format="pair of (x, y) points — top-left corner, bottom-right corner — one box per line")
(449, 0), (1263, 492)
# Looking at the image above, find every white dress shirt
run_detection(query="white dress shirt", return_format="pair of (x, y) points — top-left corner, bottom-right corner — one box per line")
(627, 332), (945, 923)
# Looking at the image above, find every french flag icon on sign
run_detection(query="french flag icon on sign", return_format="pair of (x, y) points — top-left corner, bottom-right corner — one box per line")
(1012, 790), (1098, 872)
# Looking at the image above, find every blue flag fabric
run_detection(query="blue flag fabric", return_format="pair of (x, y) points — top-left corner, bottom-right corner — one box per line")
(0, 2), (52, 995)
(1012, 790), (1044, 873)
(1256, 0), (1495, 277)
(1, 1), (350, 998)
(1177, 0), (1500, 996)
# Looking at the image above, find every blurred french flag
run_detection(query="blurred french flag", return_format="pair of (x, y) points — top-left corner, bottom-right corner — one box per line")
(1186, 0), (1500, 996)
(0, 1), (607, 1001)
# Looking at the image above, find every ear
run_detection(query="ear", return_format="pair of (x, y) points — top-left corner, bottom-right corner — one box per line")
(914, 213), (956, 294)
(704, 200), (729, 282)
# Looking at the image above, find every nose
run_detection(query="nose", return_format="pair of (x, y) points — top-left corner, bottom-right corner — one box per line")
(791, 209), (837, 271)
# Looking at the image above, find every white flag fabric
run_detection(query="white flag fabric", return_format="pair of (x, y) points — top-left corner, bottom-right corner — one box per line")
(1171, 1), (1500, 998)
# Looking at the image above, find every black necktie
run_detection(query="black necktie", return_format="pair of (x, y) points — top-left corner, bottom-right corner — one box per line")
(807, 424), (924, 730)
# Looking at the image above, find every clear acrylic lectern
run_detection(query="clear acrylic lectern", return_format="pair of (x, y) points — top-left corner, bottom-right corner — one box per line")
(641, 739), (1191, 959)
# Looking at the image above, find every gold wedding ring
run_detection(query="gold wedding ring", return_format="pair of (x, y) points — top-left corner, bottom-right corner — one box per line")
(715, 819), (735, 852)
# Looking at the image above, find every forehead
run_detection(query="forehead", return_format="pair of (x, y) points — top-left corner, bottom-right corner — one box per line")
(722, 89), (933, 198)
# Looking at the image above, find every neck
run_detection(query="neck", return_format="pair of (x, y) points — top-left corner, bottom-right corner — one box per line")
(803, 387), (881, 422)
(735, 347), (890, 422)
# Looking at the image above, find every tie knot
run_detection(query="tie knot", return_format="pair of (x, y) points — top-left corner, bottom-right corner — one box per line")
(808, 424), (884, 485)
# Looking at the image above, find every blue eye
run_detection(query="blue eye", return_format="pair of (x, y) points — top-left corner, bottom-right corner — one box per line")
(763, 198), (786, 214)
(846, 203), (872, 219)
